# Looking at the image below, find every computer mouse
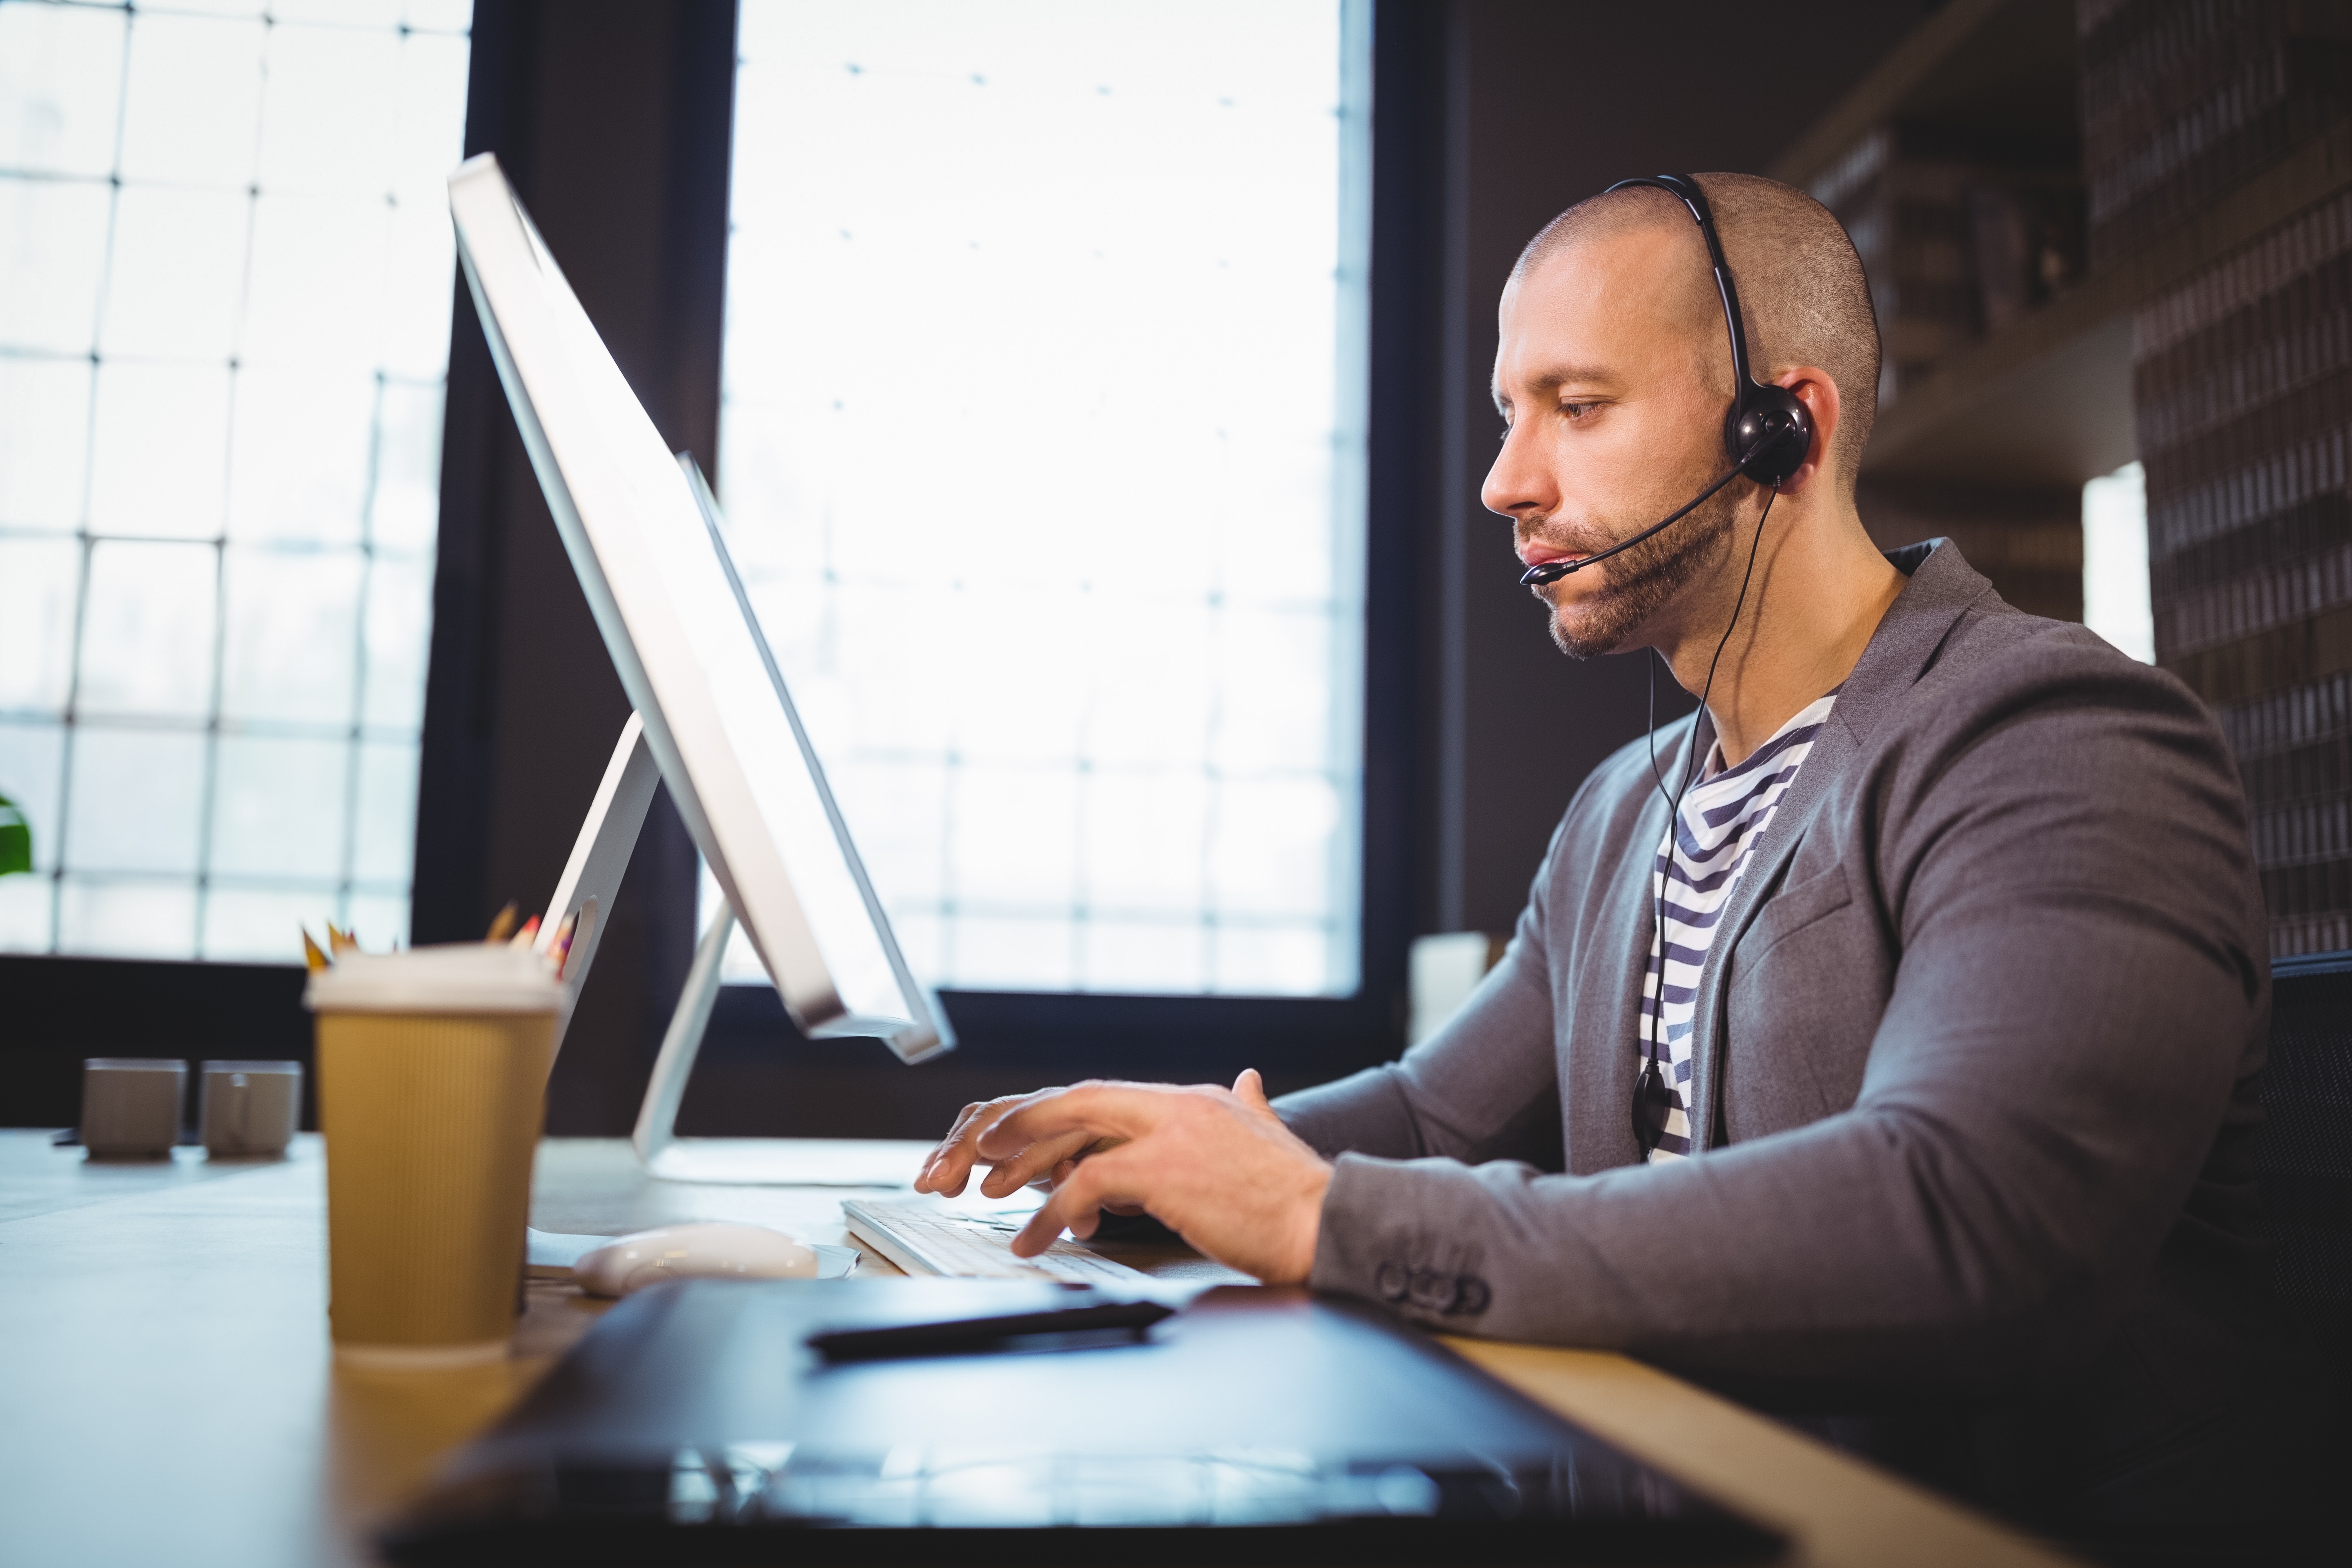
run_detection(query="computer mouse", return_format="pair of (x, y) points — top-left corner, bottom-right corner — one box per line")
(573, 1222), (819, 1296)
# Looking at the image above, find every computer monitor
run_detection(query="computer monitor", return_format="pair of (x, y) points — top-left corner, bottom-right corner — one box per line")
(446, 152), (950, 1065)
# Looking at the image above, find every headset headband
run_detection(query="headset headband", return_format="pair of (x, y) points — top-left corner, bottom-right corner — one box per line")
(1603, 174), (1758, 393)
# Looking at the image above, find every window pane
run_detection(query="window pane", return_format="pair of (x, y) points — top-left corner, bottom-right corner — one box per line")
(1207, 776), (1345, 920)
(87, 362), (232, 540)
(98, 185), (251, 361)
(218, 546), (363, 726)
(0, 717), (67, 871)
(379, 198), (458, 379)
(359, 554), (433, 730)
(75, 539), (218, 719)
(201, 883), (337, 963)
(0, 536), (80, 714)
(226, 364), (376, 545)
(1080, 599), (1214, 768)
(64, 726), (208, 875)
(116, 11), (265, 188)
(0, 176), (111, 354)
(952, 914), (1078, 992)
(57, 875), (198, 959)
(949, 766), (1078, 908)
(242, 194), (390, 370)
(0, 1), (125, 179)
(1082, 771), (1207, 916)
(0, 355), (93, 533)
(2084, 461), (2153, 663)
(717, 0), (1368, 996)
(406, 0), (473, 33)
(350, 737), (419, 884)
(1212, 922), (1336, 996)
(389, 29), (472, 199)
(0, 873), (52, 953)
(341, 888), (409, 952)
(369, 381), (444, 552)
(827, 758), (945, 906)
(1212, 609), (1341, 774)
(209, 734), (349, 879)
(1082, 918), (1206, 994)
(257, 24), (403, 197)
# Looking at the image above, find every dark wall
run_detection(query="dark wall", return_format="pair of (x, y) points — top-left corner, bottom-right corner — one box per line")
(1419, 1), (1938, 934)
(412, 0), (737, 1134)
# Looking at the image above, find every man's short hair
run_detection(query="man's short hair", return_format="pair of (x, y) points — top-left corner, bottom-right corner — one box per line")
(1513, 173), (1881, 489)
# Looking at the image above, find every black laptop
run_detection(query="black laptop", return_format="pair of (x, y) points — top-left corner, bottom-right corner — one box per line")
(385, 1279), (1782, 1564)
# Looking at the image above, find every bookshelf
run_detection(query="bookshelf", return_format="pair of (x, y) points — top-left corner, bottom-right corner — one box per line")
(1768, 0), (2094, 619)
(1835, 118), (2352, 488)
(1775, 0), (2352, 956)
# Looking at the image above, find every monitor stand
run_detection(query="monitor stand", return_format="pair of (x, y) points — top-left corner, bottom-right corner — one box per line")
(536, 714), (932, 1190)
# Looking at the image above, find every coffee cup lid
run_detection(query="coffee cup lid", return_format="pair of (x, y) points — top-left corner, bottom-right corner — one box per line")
(305, 944), (563, 1015)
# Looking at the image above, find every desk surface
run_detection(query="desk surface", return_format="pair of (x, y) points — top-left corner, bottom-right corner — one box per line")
(0, 1131), (2076, 1567)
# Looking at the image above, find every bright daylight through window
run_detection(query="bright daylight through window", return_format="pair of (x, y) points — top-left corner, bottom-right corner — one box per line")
(715, 1), (1372, 997)
(0, 0), (470, 961)
(2082, 460), (2153, 664)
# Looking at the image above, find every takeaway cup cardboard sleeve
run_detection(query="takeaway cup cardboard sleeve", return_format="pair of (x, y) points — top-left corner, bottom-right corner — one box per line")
(306, 946), (560, 1368)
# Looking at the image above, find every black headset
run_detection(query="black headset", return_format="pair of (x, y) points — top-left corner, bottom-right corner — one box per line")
(1517, 174), (1813, 589)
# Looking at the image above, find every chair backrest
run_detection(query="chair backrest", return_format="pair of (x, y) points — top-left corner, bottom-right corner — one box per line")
(2260, 952), (2352, 1410)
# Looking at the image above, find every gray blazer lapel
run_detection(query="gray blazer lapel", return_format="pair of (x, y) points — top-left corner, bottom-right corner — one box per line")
(1565, 711), (1702, 1174)
(1684, 721), (1848, 1150)
(1683, 540), (1998, 1151)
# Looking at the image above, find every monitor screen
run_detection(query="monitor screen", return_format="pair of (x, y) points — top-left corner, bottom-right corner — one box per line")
(447, 153), (949, 1063)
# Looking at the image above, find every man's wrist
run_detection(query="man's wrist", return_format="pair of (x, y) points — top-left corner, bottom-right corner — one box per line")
(1279, 1163), (1333, 1284)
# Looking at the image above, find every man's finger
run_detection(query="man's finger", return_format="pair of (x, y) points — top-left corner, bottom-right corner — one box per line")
(914, 1096), (1018, 1195)
(978, 1083), (1163, 1159)
(1009, 1153), (1139, 1256)
(1232, 1067), (1272, 1111)
(976, 1128), (1092, 1198)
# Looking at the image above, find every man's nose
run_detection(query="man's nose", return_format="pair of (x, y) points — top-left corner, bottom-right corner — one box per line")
(1481, 419), (1557, 523)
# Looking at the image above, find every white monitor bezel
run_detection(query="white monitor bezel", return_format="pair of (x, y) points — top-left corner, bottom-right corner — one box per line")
(447, 152), (949, 1063)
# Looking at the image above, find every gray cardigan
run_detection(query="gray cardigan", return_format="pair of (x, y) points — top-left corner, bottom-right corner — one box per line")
(1280, 541), (2272, 1405)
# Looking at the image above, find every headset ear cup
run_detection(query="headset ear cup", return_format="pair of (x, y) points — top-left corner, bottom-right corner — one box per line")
(1727, 385), (1813, 486)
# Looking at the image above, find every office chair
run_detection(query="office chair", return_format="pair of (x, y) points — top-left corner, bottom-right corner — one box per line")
(2260, 951), (2352, 1419)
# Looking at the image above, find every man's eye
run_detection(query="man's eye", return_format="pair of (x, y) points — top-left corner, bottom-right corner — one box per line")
(1561, 401), (1597, 420)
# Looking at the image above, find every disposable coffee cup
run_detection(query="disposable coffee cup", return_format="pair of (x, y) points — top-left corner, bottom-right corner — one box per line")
(199, 1060), (302, 1158)
(307, 945), (561, 1368)
(80, 1058), (186, 1158)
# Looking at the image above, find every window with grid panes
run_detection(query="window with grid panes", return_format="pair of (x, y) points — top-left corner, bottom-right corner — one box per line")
(0, 0), (470, 961)
(712, 0), (1371, 998)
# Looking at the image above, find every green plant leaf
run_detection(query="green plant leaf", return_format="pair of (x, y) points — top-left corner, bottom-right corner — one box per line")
(0, 793), (31, 878)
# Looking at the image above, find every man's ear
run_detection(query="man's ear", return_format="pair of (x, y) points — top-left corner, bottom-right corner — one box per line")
(1772, 368), (1841, 496)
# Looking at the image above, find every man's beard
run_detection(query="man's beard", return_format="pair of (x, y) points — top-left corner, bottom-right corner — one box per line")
(1538, 483), (1740, 660)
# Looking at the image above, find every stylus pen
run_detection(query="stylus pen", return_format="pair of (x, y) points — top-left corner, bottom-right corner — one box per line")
(806, 1298), (1176, 1361)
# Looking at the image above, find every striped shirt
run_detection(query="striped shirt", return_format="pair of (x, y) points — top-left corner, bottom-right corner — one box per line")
(1640, 690), (1838, 1163)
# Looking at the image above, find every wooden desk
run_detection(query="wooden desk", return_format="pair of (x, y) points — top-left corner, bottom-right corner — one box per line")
(0, 1131), (2075, 1566)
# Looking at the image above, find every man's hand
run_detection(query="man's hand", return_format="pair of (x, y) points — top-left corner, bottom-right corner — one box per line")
(975, 1070), (1332, 1285)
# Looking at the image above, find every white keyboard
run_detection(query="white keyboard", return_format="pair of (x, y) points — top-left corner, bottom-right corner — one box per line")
(842, 1197), (1154, 1287)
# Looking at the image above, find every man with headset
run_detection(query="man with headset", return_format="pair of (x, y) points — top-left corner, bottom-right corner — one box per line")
(918, 174), (2306, 1530)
